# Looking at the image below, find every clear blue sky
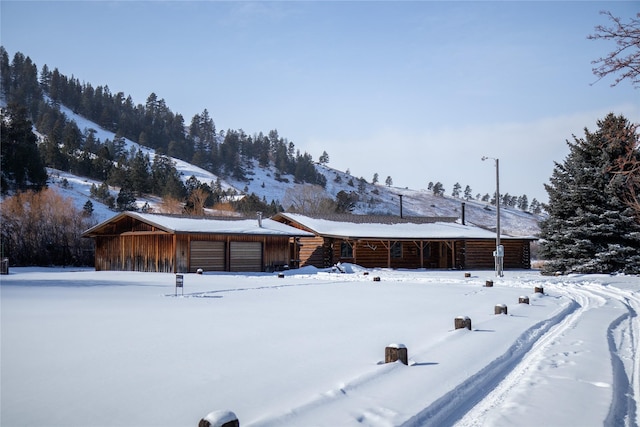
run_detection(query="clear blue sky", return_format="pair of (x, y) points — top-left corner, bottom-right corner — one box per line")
(2, 1), (638, 202)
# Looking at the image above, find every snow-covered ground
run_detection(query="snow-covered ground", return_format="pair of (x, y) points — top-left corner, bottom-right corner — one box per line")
(1, 266), (638, 427)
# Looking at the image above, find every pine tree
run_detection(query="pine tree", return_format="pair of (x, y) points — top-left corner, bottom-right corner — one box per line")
(432, 182), (445, 196)
(82, 199), (94, 217)
(0, 103), (48, 193)
(464, 185), (472, 200)
(452, 182), (461, 198)
(319, 151), (329, 164)
(539, 113), (640, 274)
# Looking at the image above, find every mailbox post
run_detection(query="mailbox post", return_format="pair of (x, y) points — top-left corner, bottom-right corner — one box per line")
(175, 274), (184, 296)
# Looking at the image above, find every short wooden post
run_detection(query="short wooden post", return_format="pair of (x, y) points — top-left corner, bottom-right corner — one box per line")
(199, 410), (239, 427)
(373, 276), (381, 282)
(519, 296), (530, 304)
(494, 304), (507, 315)
(455, 316), (472, 330)
(385, 344), (408, 365)
(485, 280), (494, 287)
(464, 272), (471, 278)
(534, 286), (544, 294)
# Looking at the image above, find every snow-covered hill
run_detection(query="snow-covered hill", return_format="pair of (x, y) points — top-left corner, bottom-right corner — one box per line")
(49, 105), (542, 236)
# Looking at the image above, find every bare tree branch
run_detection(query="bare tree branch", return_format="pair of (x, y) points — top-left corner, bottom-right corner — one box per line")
(588, 11), (640, 88)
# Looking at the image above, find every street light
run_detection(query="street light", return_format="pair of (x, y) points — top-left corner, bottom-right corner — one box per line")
(482, 156), (503, 277)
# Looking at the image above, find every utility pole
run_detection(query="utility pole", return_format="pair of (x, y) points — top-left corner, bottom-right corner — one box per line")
(482, 156), (503, 277)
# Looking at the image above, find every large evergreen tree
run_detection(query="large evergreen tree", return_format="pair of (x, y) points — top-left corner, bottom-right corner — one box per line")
(539, 113), (640, 275)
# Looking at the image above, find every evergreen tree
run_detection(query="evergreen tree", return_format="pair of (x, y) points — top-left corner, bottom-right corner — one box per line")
(517, 194), (529, 211)
(129, 148), (152, 196)
(539, 113), (640, 275)
(357, 177), (367, 193)
(530, 198), (542, 215)
(464, 185), (473, 200)
(116, 186), (137, 211)
(385, 176), (393, 187)
(0, 103), (48, 193)
(452, 182), (461, 198)
(432, 182), (445, 196)
(82, 199), (94, 217)
(319, 151), (329, 164)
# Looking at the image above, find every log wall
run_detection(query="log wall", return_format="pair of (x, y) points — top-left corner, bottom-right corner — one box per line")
(297, 235), (328, 267)
(463, 240), (531, 269)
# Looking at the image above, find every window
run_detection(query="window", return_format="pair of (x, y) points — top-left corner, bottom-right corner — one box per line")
(391, 241), (402, 258)
(341, 241), (353, 258)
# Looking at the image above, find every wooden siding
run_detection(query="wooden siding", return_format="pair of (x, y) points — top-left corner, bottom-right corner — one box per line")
(263, 237), (291, 270)
(94, 226), (292, 273)
(297, 235), (329, 267)
(94, 233), (175, 272)
(463, 240), (531, 269)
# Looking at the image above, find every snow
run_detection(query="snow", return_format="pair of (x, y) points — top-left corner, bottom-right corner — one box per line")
(277, 213), (533, 240)
(84, 212), (315, 237)
(2, 267), (638, 427)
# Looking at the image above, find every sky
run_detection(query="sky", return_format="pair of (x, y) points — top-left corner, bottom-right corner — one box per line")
(1, 1), (638, 203)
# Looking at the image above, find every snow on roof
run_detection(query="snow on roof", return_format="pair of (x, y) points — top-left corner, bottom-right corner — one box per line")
(83, 212), (314, 237)
(276, 213), (534, 240)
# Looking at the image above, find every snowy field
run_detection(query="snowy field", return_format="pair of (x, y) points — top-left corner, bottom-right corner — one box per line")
(1, 266), (638, 427)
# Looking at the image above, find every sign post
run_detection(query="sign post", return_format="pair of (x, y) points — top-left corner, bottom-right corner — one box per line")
(175, 274), (184, 296)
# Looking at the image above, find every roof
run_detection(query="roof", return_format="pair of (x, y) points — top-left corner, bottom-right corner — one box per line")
(83, 212), (315, 238)
(273, 212), (536, 241)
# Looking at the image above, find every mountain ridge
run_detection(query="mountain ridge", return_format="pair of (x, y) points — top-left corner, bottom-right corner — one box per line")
(49, 103), (542, 237)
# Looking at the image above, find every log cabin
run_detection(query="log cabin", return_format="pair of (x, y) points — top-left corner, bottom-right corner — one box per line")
(271, 212), (536, 270)
(82, 212), (313, 273)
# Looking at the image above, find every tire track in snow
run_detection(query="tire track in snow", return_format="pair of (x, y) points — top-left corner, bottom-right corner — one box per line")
(451, 281), (640, 427)
(586, 283), (640, 427)
(399, 299), (580, 427)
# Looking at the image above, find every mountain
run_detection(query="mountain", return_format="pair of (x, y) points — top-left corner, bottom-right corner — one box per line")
(49, 103), (542, 237)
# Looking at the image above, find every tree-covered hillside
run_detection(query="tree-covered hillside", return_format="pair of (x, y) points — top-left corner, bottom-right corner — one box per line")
(1, 47), (546, 225)
(0, 47), (324, 208)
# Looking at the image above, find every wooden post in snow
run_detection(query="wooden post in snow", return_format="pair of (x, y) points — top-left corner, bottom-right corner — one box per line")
(494, 304), (507, 315)
(385, 343), (408, 365)
(198, 410), (239, 427)
(455, 316), (472, 330)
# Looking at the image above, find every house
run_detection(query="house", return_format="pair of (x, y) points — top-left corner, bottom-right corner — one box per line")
(271, 212), (535, 270)
(82, 212), (314, 273)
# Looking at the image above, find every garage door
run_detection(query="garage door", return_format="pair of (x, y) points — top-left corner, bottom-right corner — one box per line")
(190, 241), (225, 272)
(230, 241), (262, 272)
